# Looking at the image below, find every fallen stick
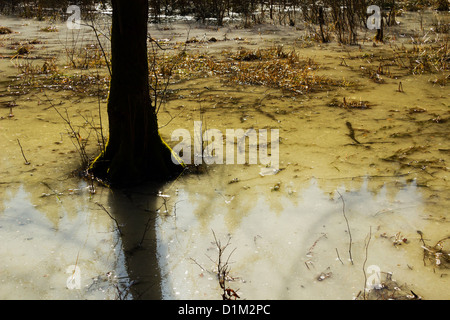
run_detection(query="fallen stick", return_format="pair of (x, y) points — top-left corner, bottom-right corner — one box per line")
(17, 139), (30, 165)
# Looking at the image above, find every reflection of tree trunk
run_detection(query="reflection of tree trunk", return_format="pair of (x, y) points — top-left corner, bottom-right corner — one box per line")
(90, 0), (182, 186)
(108, 186), (163, 299)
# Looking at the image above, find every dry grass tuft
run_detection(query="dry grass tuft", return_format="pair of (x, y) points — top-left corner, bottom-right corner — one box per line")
(150, 46), (352, 95)
(40, 25), (58, 32)
(0, 26), (13, 34)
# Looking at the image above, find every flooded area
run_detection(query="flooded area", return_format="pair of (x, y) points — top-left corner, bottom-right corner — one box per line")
(0, 7), (449, 300)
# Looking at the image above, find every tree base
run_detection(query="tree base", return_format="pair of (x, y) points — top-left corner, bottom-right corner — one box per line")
(89, 139), (184, 188)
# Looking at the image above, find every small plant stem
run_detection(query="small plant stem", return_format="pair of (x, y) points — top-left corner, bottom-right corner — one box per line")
(17, 139), (30, 165)
(362, 226), (372, 300)
(337, 190), (353, 265)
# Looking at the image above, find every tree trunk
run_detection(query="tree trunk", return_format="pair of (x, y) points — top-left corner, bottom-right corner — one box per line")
(318, 7), (327, 43)
(90, 0), (183, 187)
(375, 15), (384, 43)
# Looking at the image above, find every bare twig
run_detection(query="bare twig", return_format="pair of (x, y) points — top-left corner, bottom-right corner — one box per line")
(41, 181), (62, 203)
(17, 139), (30, 165)
(190, 258), (207, 272)
(362, 226), (372, 300)
(77, 110), (105, 155)
(138, 214), (157, 248)
(158, 106), (186, 129)
(96, 202), (122, 236)
(335, 248), (344, 265)
(337, 190), (353, 265)
(82, 18), (111, 76)
(43, 92), (90, 168)
(307, 233), (327, 257)
(210, 230), (239, 300)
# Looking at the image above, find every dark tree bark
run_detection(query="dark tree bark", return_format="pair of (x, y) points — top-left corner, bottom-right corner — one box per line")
(375, 14), (384, 42)
(90, 0), (183, 187)
(318, 7), (327, 43)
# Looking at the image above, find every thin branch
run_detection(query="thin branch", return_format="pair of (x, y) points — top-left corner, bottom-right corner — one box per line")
(335, 248), (344, 265)
(139, 214), (157, 248)
(81, 19), (111, 76)
(147, 34), (166, 51)
(41, 181), (62, 203)
(190, 257), (206, 272)
(96, 202), (122, 236)
(210, 230), (239, 300)
(96, 69), (106, 153)
(362, 226), (372, 300)
(17, 139), (30, 165)
(337, 190), (353, 265)
(158, 107), (186, 129)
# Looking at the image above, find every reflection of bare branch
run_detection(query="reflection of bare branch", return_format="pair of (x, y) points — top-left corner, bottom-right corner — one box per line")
(210, 230), (239, 300)
(362, 226), (372, 300)
(307, 233), (327, 257)
(190, 258), (206, 272)
(96, 202), (122, 236)
(189, 231), (240, 299)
